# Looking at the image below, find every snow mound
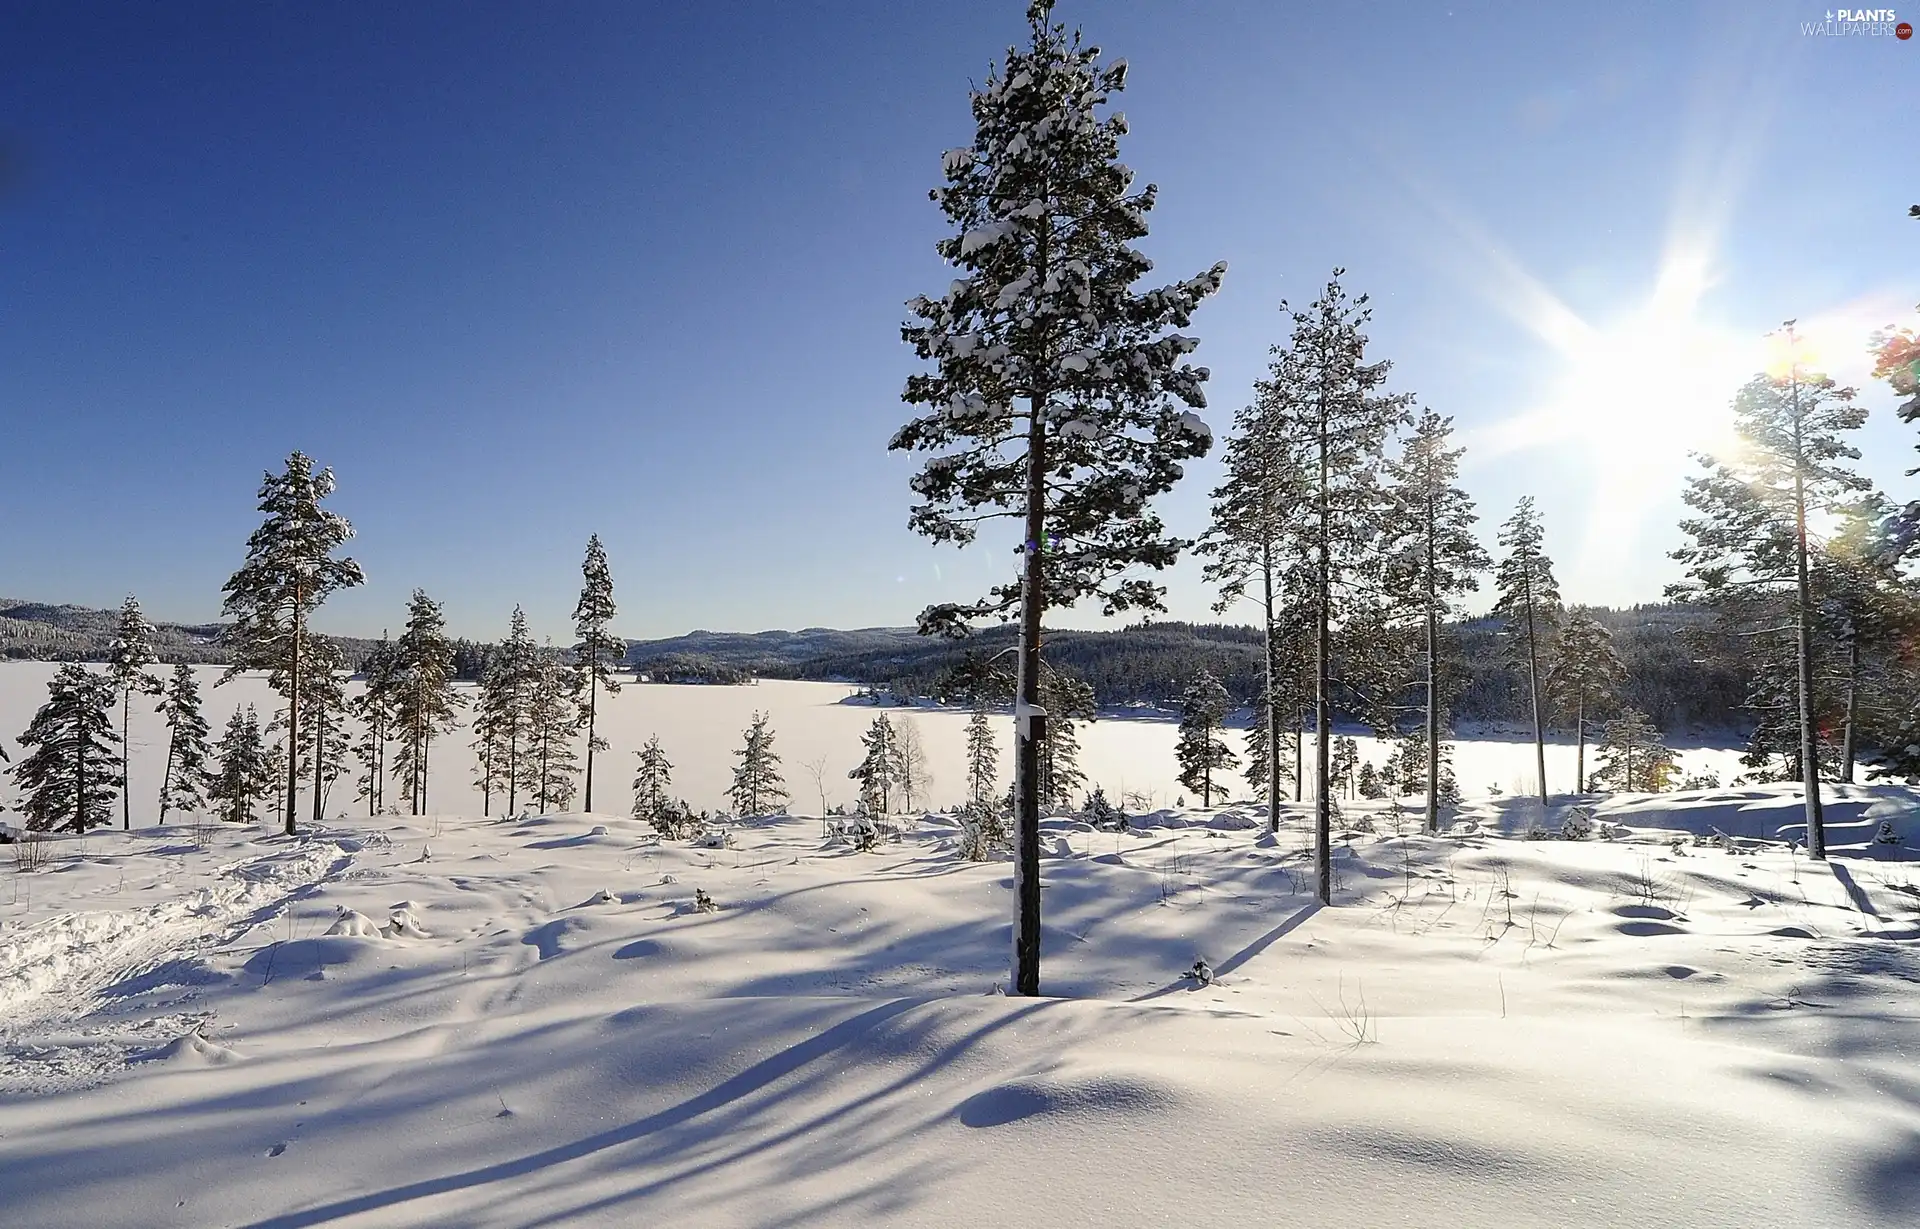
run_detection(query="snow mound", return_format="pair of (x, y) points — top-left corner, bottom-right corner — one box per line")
(144, 1030), (240, 1067)
(382, 906), (432, 939)
(324, 908), (383, 937)
(957, 1067), (1186, 1127)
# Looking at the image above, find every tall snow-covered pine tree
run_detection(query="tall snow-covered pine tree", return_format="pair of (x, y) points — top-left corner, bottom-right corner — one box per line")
(892, 1), (1223, 995)
(219, 452), (364, 835)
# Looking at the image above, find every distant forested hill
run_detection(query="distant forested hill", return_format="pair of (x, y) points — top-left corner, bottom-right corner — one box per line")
(6, 598), (1746, 732)
(634, 606), (1747, 733)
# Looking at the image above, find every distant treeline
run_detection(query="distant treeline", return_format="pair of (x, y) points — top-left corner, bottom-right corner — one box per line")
(759, 607), (1746, 732)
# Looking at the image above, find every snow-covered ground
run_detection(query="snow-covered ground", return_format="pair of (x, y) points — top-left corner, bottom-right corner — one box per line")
(0, 788), (1915, 1226)
(3, 662), (1917, 1227)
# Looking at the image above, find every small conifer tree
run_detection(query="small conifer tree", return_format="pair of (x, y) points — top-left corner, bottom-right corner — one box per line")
(11, 664), (123, 833)
(157, 664), (214, 823)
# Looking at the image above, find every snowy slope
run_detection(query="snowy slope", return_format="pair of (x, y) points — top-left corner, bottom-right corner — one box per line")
(0, 789), (1916, 1227)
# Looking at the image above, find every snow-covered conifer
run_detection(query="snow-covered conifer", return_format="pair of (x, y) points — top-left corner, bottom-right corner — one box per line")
(850, 714), (900, 816)
(1550, 610), (1625, 793)
(894, 1), (1224, 994)
(572, 534), (623, 811)
(729, 711), (788, 818)
(209, 705), (271, 824)
(1256, 273), (1414, 903)
(219, 452), (365, 835)
(1199, 375), (1312, 832)
(528, 649), (583, 812)
(1494, 496), (1562, 807)
(351, 633), (399, 815)
(1357, 761), (1384, 799)
(1174, 670), (1235, 807)
(390, 590), (462, 815)
(1381, 410), (1489, 831)
(1035, 667), (1093, 810)
(965, 704), (1000, 808)
(1590, 709), (1678, 793)
(1330, 735), (1360, 801)
(10, 664), (122, 833)
(1669, 341), (1868, 857)
(632, 735), (673, 827)
(157, 664), (213, 823)
(106, 595), (165, 830)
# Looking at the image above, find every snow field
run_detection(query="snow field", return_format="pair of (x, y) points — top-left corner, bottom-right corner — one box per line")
(0, 663), (1755, 827)
(2, 662), (1916, 1225)
(0, 789), (1914, 1226)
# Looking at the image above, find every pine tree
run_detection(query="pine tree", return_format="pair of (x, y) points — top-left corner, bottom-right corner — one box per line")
(156, 664), (213, 823)
(390, 590), (463, 815)
(475, 607), (541, 814)
(1669, 335), (1868, 858)
(1590, 709), (1678, 793)
(1869, 308), (1920, 552)
(270, 634), (351, 823)
(10, 664), (122, 833)
(965, 704), (1000, 808)
(1550, 610), (1625, 792)
(1035, 667), (1093, 810)
(894, 1), (1224, 995)
(219, 452), (365, 835)
(631, 735), (673, 826)
(572, 534), (623, 812)
(209, 705), (272, 824)
(1330, 735), (1359, 800)
(1494, 496), (1562, 806)
(1357, 762), (1384, 799)
(1381, 411), (1488, 832)
(1174, 670), (1236, 807)
(106, 595), (164, 830)
(850, 714), (901, 816)
(729, 711), (788, 817)
(528, 650), (583, 812)
(1811, 496), (1918, 782)
(351, 632), (400, 816)
(1257, 273), (1414, 903)
(1199, 378), (1312, 833)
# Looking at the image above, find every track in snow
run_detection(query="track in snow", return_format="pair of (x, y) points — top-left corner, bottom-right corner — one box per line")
(0, 835), (357, 1094)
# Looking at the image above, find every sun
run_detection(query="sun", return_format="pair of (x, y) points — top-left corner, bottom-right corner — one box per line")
(1542, 251), (1756, 488)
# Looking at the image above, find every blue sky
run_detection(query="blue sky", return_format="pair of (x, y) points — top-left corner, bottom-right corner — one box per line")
(3, 1), (1914, 642)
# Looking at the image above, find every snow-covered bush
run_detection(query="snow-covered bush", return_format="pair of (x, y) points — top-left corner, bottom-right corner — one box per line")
(1082, 787), (1126, 832)
(1561, 808), (1595, 841)
(651, 799), (706, 841)
(957, 800), (1007, 862)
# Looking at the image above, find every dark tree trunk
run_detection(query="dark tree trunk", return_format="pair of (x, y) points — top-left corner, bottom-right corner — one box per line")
(584, 673), (598, 812)
(1012, 386), (1048, 997)
(1262, 538), (1281, 834)
(1522, 568), (1547, 806)
(1313, 380), (1332, 906)
(1841, 637), (1859, 784)
(122, 688), (132, 831)
(1424, 489), (1441, 835)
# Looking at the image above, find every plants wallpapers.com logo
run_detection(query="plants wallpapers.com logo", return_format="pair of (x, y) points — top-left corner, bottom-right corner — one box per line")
(1801, 8), (1914, 35)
